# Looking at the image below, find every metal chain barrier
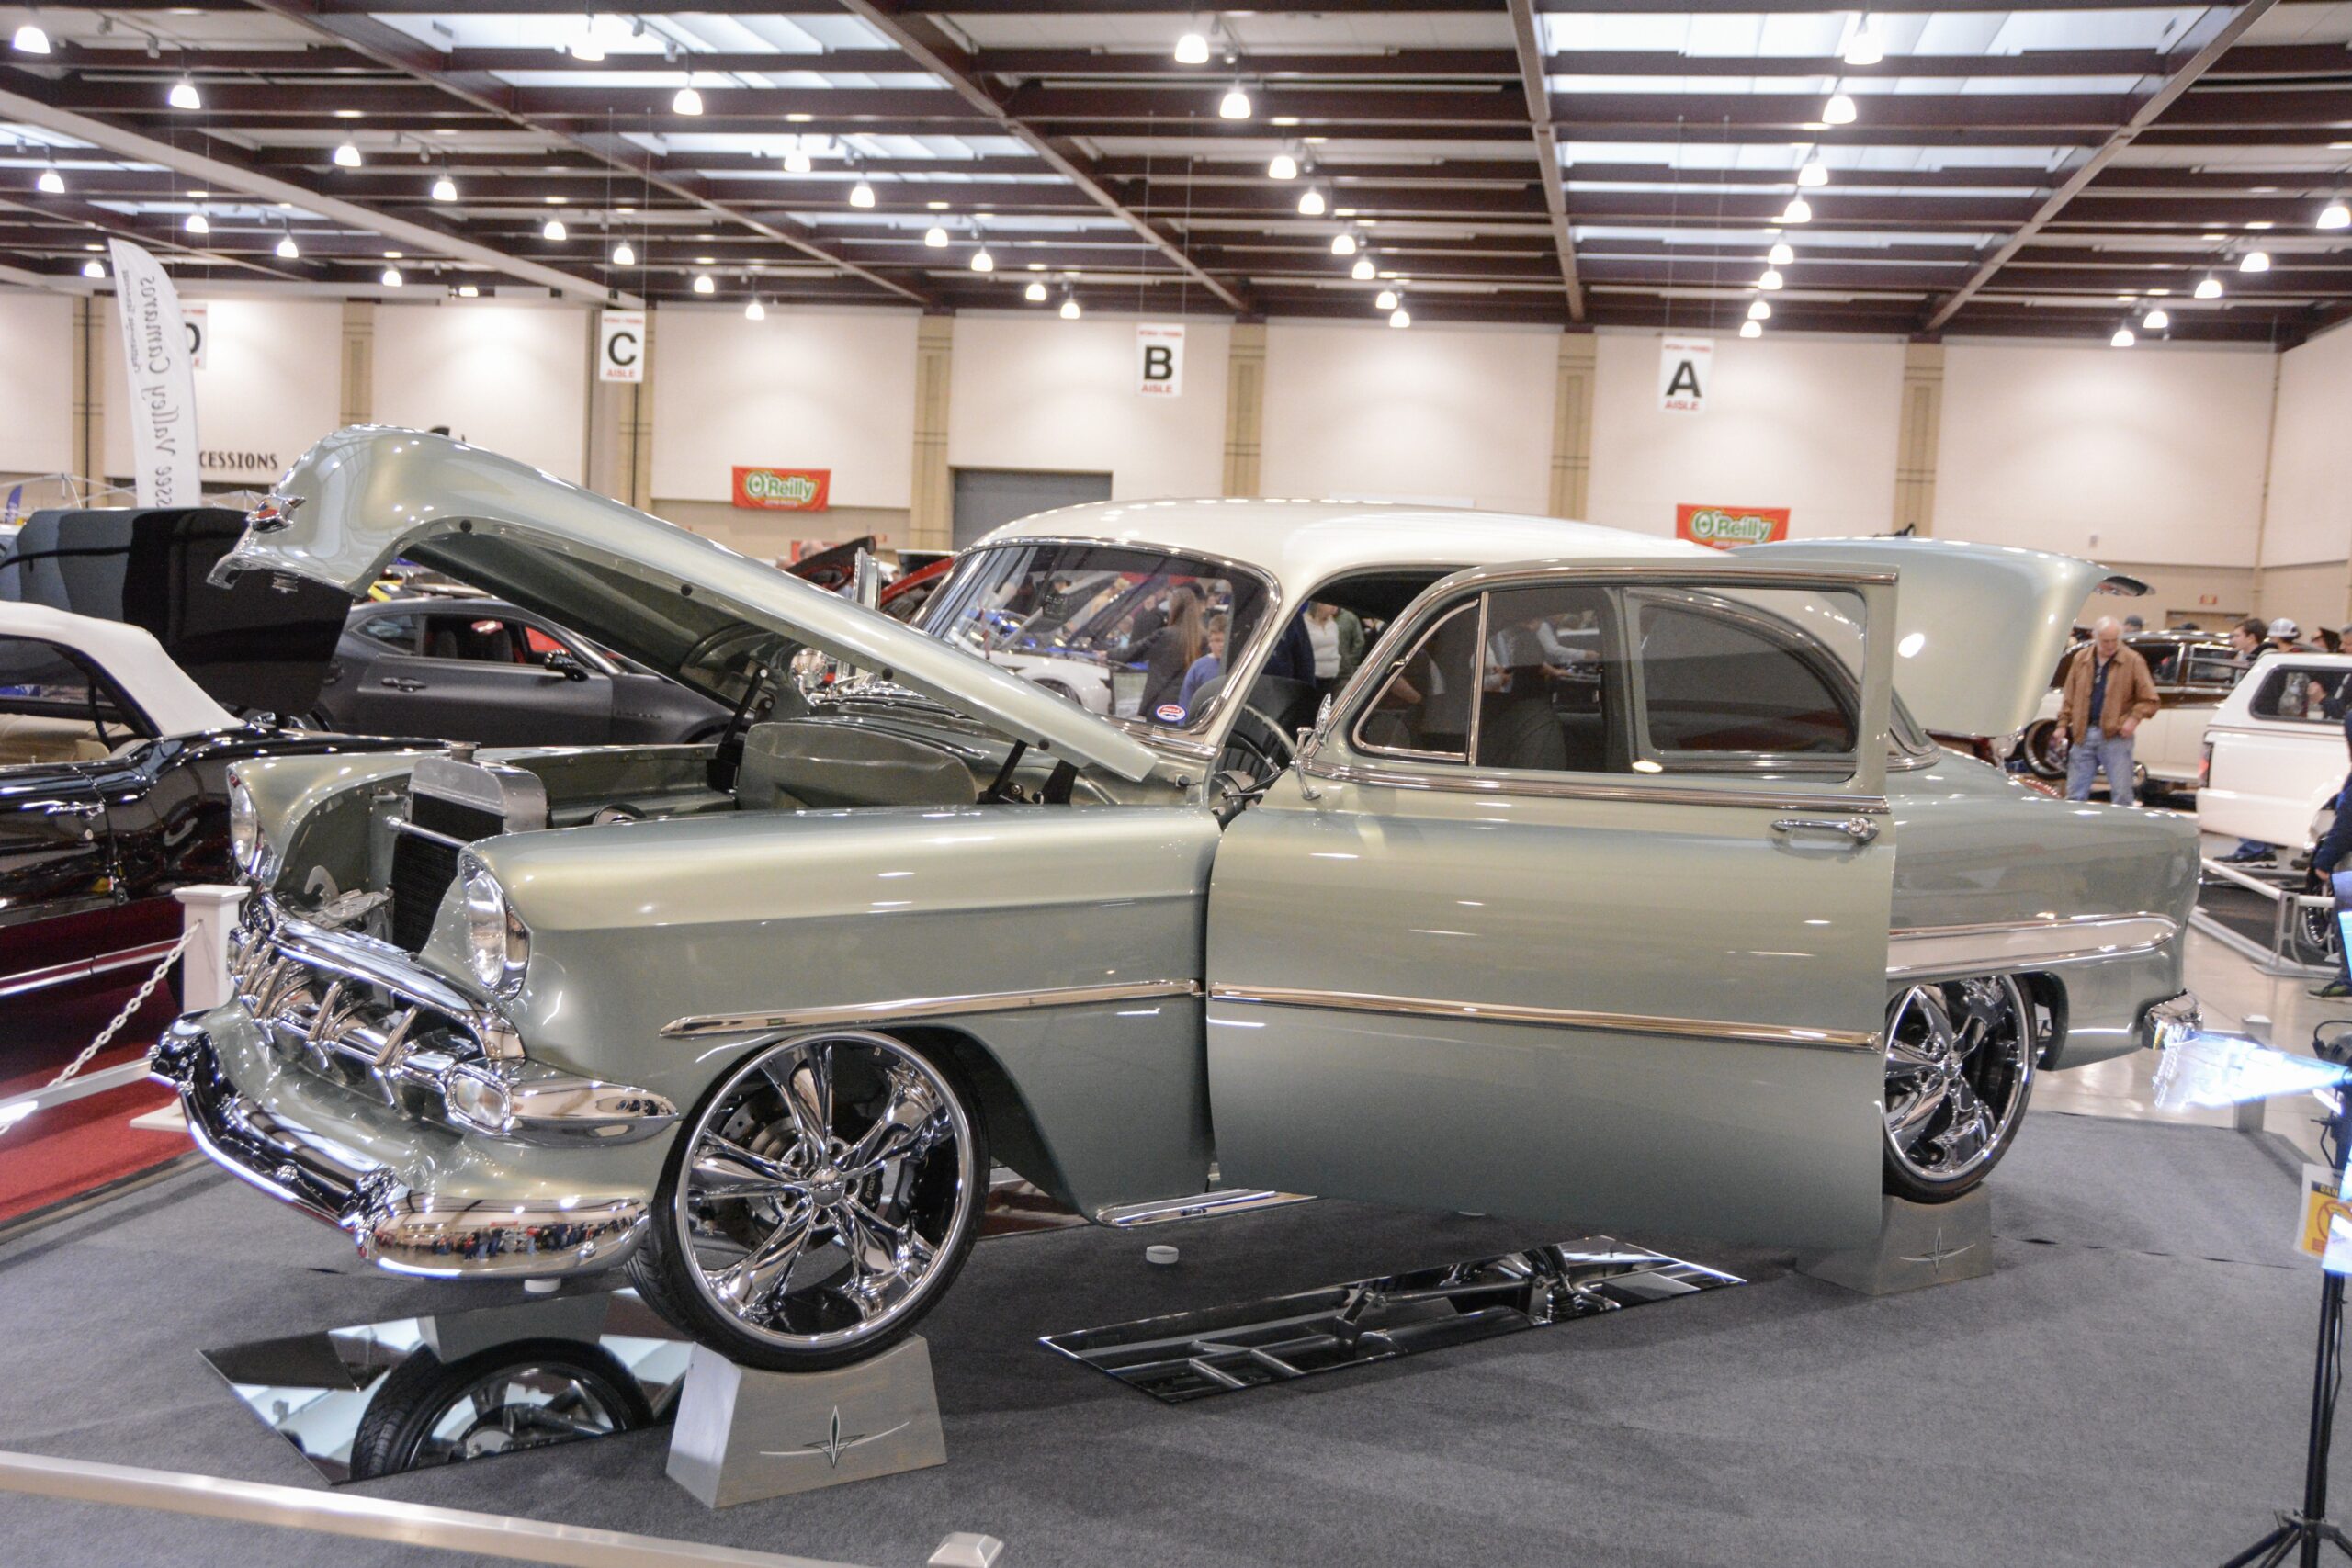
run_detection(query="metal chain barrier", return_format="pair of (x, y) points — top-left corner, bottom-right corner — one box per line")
(0, 930), (194, 1137)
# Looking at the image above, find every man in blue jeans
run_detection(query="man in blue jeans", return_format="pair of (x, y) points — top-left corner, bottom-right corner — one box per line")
(2056, 617), (2159, 806)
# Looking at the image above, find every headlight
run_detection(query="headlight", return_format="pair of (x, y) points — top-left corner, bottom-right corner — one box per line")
(441, 1062), (514, 1136)
(226, 773), (266, 877)
(458, 859), (530, 996)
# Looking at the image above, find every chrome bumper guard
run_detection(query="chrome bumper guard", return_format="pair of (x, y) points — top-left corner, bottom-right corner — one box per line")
(151, 1018), (654, 1280)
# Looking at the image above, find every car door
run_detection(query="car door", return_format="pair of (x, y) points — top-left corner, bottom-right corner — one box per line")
(1204, 559), (1898, 1251)
(372, 610), (615, 745)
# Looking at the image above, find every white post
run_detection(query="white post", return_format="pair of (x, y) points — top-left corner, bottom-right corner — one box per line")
(172, 885), (247, 1012)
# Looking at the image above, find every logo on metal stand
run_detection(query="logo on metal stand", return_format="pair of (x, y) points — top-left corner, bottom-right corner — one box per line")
(763, 1405), (909, 1471)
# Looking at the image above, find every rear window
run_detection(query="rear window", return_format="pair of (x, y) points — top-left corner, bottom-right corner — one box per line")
(2250, 666), (2350, 724)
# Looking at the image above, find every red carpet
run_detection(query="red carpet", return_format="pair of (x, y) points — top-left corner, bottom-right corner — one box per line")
(0, 984), (187, 1227)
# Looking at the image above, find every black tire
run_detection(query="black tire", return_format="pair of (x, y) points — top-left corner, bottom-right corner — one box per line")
(2019, 719), (2064, 779)
(347, 1338), (652, 1480)
(628, 1031), (987, 1373)
(1881, 976), (2039, 1203)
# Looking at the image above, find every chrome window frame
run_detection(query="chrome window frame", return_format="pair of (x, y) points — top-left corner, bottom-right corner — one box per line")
(1617, 583), (1866, 778)
(1349, 598), (1483, 764)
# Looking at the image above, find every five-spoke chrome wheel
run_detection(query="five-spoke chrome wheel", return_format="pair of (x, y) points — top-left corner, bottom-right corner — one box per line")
(1881, 975), (2036, 1201)
(628, 1030), (984, 1372)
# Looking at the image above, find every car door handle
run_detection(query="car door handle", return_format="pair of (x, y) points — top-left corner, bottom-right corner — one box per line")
(379, 677), (427, 693)
(1771, 816), (1880, 845)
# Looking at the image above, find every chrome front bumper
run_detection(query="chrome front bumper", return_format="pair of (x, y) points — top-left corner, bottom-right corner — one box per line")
(150, 1015), (651, 1280)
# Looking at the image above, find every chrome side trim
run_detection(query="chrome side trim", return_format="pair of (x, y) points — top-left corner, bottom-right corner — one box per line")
(1884, 913), (2180, 978)
(661, 978), (1203, 1039)
(1300, 758), (1891, 816)
(1095, 1189), (1317, 1227)
(0, 937), (181, 999)
(1206, 984), (1879, 1052)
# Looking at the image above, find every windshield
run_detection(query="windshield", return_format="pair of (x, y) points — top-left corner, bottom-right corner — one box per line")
(913, 543), (1275, 731)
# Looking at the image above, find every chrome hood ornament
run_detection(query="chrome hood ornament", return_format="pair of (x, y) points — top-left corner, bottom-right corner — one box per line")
(243, 492), (305, 533)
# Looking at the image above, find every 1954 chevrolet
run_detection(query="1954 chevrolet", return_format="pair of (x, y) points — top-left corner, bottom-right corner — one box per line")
(155, 429), (2201, 1371)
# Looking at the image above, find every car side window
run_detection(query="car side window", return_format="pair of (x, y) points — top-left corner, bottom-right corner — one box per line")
(0, 635), (147, 744)
(2252, 666), (2349, 724)
(1627, 588), (1860, 766)
(356, 614), (418, 651)
(1352, 602), (1481, 761)
(2187, 652), (2238, 690)
(2140, 642), (2183, 683)
(420, 615), (530, 666)
(1474, 583), (1621, 773)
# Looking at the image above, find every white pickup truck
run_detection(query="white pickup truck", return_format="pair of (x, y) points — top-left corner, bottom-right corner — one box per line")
(2198, 649), (2352, 852)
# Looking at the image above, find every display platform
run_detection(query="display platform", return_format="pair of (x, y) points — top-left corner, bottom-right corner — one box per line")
(0, 1111), (2333, 1567)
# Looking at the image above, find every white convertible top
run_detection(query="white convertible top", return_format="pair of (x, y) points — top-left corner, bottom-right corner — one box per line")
(0, 600), (241, 738)
(976, 498), (1708, 604)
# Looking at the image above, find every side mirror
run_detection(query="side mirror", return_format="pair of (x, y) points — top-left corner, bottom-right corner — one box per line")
(1298, 691), (1335, 751)
(544, 650), (590, 682)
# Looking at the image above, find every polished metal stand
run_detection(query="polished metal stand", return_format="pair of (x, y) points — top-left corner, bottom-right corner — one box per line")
(666, 1337), (946, 1508)
(1797, 1188), (1994, 1296)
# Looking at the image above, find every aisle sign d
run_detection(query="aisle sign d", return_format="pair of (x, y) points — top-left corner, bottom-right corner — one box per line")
(1136, 323), (1184, 398)
(183, 300), (209, 371)
(1658, 335), (1712, 414)
(598, 310), (645, 383)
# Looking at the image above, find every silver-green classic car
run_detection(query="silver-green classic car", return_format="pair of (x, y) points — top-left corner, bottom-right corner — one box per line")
(154, 428), (2200, 1371)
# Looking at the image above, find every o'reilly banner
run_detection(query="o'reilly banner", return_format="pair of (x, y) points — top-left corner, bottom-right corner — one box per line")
(1675, 503), (1790, 550)
(107, 238), (201, 507)
(731, 466), (831, 512)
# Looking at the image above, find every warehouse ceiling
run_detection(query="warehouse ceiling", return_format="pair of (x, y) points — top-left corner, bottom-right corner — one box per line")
(0, 2), (2346, 343)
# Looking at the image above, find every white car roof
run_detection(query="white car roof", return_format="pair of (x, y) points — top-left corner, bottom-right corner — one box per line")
(0, 600), (241, 739)
(973, 498), (1710, 603)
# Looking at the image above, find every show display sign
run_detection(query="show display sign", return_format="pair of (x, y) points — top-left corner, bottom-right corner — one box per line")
(1136, 323), (1185, 398)
(107, 238), (201, 507)
(731, 466), (831, 511)
(183, 300), (208, 371)
(1676, 503), (1790, 549)
(598, 310), (646, 383)
(1657, 335), (1712, 414)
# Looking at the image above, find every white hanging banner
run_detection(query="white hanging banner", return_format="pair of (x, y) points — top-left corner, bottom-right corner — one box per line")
(598, 309), (646, 383)
(107, 239), (201, 506)
(1136, 322), (1185, 398)
(1657, 334), (1713, 414)
(182, 299), (209, 371)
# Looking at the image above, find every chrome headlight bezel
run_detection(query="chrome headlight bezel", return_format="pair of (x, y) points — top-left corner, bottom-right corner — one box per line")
(225, 772), (277, 882)
(457, 857), (530, 998)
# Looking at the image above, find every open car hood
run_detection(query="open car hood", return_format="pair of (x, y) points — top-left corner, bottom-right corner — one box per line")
(214, 429), (1162, 782)
(1734, 536), (2144, 739)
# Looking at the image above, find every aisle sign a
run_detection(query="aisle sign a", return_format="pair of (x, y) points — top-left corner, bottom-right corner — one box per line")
(1658, 335), (1713, 414)
(1676, 503), (1791, 550)
(1136, 323), (1184, 398)
(732, 466), (831, 511)
(598, 310), (645, 383)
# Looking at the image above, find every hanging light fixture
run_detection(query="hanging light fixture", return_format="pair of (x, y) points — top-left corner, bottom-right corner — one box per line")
(2143, 308), (2170, 331)
(80, 257), (102, 278)
(1781, 197), (1813, 224)
(1388, 305), (1410, 329)
(1758, 267), (1785, 290)
(1297, 186), (1327, 217)
(693, 272), (715, 294)
(36, 166), (62, 195)
(849, 179), (876, 209)
(1822, 93), (1858, 126)
(1268, 152), (1298, 181)
(1797, 156), (1829, 189)
(1219, 82), (1252, 120)
(431, 173), (457, 202)
(745, 296), (765, 321)
(2110, 325), (2135, 347)
(1767, 241), (1794, 265)
(783, 141), (813, 175)
(542, 217), (568, 241)
(673, 80), (704, 117)
(2195, 276), (2223, 299)
(1059, 293), (1080, 320)
(2320, 197), (2351, 231)
(924, 225), (949, 248)
(12, 22), (50, 55)
(571, 17), (606, 62)
(2240, 250), (2271, 273)
(1351, 254), (1375, 281)
(184, 210), (209, 234)
(1331, 231), (1356, 256)
(457, 283), (480, 298)
(1842, 16), (1883, 67)
(381, 265), (403, 287)
(276, 230), (299, 259)
(970, 244), (994, 273)
(1024, 280), (1047, 302)
(1748, 299), (1771, 321)
(1175, 29), (1210, 66)
(169, 77), (201, 111)
(611, 239), (635, 265)
(1374, 288), (1398, 311)
(1739, 319), (1763, 339)
(334, 141), (362, 168)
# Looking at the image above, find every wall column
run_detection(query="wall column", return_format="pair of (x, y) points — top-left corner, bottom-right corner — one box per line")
(71, 294), (102, 490)
(1547, 331), (1597, 518)
(1221, 321), (1266, 498)
(1894, 341), (1944, 536)
(340, 299), (374, 426)
(908, 315), (954, 550)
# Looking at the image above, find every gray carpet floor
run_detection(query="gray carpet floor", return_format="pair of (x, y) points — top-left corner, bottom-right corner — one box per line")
(0, 1109), (2334, 1567)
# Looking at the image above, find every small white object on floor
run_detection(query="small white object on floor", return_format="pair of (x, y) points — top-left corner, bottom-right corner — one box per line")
(1145, 1244), (1179, 1266)
(929, 1532), (1006, 1568)
(522, 1278), (560, 1295)
(128, 1104), (186, 1133)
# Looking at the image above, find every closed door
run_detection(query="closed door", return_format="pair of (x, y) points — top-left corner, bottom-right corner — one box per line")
(950, 468), (1113, 549)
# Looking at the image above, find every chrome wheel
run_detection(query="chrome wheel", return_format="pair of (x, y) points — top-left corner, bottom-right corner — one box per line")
(412, 1365), (629, 1463)
(657, 1030), (980, 1364)
(1882, 976), (2036, 1198)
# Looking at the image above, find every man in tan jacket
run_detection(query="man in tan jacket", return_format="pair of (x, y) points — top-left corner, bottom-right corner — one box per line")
(2054, 616), (2161, 805)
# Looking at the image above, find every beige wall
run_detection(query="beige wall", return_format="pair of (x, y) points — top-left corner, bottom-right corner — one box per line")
(372, 299), (591, 484)
(0, 291), (74, 476)
(2099, 560), (2258, 630)
(103, 294), (343, 490)
(653, 497), (910, 559)
(2260, 320), (2352, 572)
(2256, 561), (2348, 638)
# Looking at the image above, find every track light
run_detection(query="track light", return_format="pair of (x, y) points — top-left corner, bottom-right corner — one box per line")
(1748, 299), (1771, 321)
(1374, 288), (1397, 311)
(1388, 307), (1409, 329)
(1781, 197), (1813, 224)
(334, 141), (361, 168)
(277, 232), (299, 259)
(2322, 199), (2351, 231)
(693, 272), (714, 294)
(457, 283), (479, 298)
(2240, 250), (2270, 273)
(745, 297), (764, 321)
(2110, 326), (2135, 347)
(1842, 17), (1883, 67)
(381, 266), (403, 288)
(36, 168), (62, 195)
(673, 85), (703, 116)
(1059, 294), (1080, 320)
(1758, 268), (1785, 290)
(2195, 276), (2223, 299)
(1219, 83), (1251, 120)
(1767, 242), (1794, 265)
(543, 218), (567, 241)
(12, 23), (49, 55)
(169, 77), (200, 111)
(1740, 320), (1763, 338)
(611, 240), (634, 265)
(2143, 308), (2170, 331)
(1822, 93), (1858, 126)
(80, 258), (102, 278)
(1331, 231), (1356, 256)
(1024, 280), (1046, 302)
(1351, 254), (1375, 281)
(925, 225), (948, 248)
(970, 245), (994, 273)
(1269, 152), (1297, 181)
(1797, 157), (1828, 188)
(184, 210), (209, 234)
(849, 180), (876, 209)
(1298, 186), (1327, 217)
(431, 174), (457, 202)
(1175, 31), (1209, 66)
(783, 145), (812, 175)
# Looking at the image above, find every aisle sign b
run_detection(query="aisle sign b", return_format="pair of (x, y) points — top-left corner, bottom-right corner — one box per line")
(599, 310), (646, 383)
(1136, 323), (1184, 398)
(1658, 335), (1712, 414)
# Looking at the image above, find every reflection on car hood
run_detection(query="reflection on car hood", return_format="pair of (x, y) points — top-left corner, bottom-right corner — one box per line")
(211, 429), (1161, 782)
(1736, 536), (2138, 739)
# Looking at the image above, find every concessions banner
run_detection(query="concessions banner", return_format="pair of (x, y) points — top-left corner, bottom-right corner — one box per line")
(731, 466), (831, 511)
(107, 238), (201, 507)
(1676, 503), (1790, 550)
